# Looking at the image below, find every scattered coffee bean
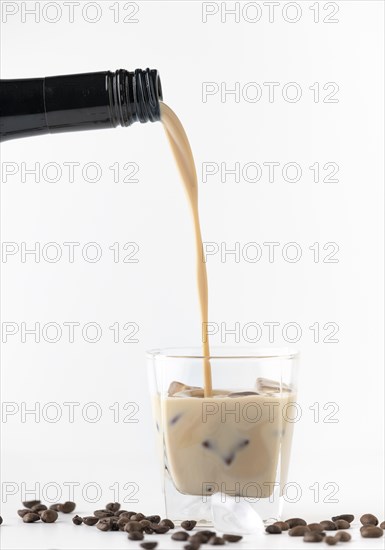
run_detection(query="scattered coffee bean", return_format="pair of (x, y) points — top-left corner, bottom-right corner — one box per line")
(128, 531), (144, 540)
(266, 524), (282, 534)
(72, 515), (83, 525)
(120, 511), (135, 520)
(325, 535), (338, 545)
(130, 513), (145, 521)
(139, 519), (152, 528)
(125, 520), (143, 532)
(332, 514), (354, 524)
(209, 536), (225, 545)
(190, 532), (211, 544)
(320, 520), (337, 531)
(335, 531), (352, 542)
(40, 510), (58, 523)
(361, 526), (383, 538)
(117, 517), (130, 530)
(22, 500), (40, 509)
(223, 534), (243, 542)
(288, 526), (310, 536)
(380, 521), (385, 529)
(307, 523), (324, 532)
(146, 514), (161, 524)
(304, 532), (323, 542)
(59, 502), (76, 514)
(23, 513), (40, 523)
(181, 520), (197, 531)
(105, 502), (120, 512)
(140, 543), (158, 550)
(151, 524), (169, 534)
(94, 510), (113, 518)
(159, 518), (175, 529)
(83, 516), (98, 526)
(172, 531), (189, 541)
(17, 509), (32, 518)
(31, 504), (47, 513)
(334, 519), (350, 530)
(144, 527), (155, 534)
(184, 544), (201, 550)
(0, 516), (2, 525)
(49, 504), (61, 512)
(360, 513), (378, 526)
(286, 518), (307, 528)
(273, 521), (289, 531)
(96, 520), (111, 531)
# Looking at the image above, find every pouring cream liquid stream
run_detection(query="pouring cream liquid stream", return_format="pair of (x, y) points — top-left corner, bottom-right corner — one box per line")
(160, 102), (212, 397)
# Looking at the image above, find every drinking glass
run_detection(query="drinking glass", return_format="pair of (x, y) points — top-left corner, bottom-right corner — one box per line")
(147, 347), (299, 533)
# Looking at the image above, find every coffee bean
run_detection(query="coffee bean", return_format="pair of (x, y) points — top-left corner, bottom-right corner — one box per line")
(22, 500), (40, 509)
(139, 519), (152, 528)
(320, 520), (337, 531)
(106, 502), (120, 512)
(360, 513), (378, 526)
(31, 504), (47, 513)
(128, 531), (144, 540)
(114, 509), (128, 516)
(97, 520), (111, 531)
(304, 532), (323, 542)
(0, 517), (2, 525)
(181, 520), (197, 531)
(332, 514), (354, 524)
(223, 534), (243, 542)
(94, 510), (113, 518)
(140, 543), (158, 550)
(125, 520), (143, 532)
(190, 533), (210, 543)
(117, 517), (130, 530)
(334, 519), (350, 530)
(130, 513), (145, 521)
(273, 521), (289, 531)
(159, 518), (175, 529)
(23, 513), (40, 523)
(172, 531), (189, 541)
(83, 516), (98, 526)
(144, 527), (154, 534)
(49, 504), (62, 512)
(59, 502), (76, 514)
(209, 536), (225, 545)
(72, 515), (83, 525)
(120, 511), (136, 520)
(361, 526), (383, 538)
(288, 526), (310, 536)
(266, 524), (282, 534)
(184, 544), (201, 550)
(325, 535), (338, 545)
(380, 521), (385, 529)
(286, 518), (307, 528)
(146, 515), (161, 524)
(307, 523), (324, 531)
(152, 524), (169, 534)
(40, 510), (58, 523)
(335, 531), (352, 542)
(18, 509), (32, 518)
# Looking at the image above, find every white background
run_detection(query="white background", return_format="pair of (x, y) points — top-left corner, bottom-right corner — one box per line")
(0, 1), (384, 549)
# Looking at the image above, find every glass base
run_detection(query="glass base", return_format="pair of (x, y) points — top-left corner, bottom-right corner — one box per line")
(163, 475), (283, 533)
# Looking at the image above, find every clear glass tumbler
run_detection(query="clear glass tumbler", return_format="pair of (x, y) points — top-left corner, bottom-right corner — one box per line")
(147, 347), (299, 533)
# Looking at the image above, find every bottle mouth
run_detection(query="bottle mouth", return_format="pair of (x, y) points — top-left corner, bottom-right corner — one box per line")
(133, 68), (163, 123)
(111, 68), (163, 126)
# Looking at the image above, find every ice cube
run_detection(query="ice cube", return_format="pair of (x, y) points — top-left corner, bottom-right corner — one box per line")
(255, 377), (291, 393)
(228, 391), (259, 398)
(210, 492), (264, 534)
(168, 381), (204, 397)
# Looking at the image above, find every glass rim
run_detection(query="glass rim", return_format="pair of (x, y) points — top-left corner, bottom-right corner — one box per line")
(146, 346), (300, 360)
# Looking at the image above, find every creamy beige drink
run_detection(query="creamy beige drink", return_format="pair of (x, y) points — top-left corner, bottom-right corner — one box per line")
(160, 380), (295, 498)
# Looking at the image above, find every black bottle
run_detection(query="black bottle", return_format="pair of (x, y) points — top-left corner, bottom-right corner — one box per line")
(0, 68), (162, 142)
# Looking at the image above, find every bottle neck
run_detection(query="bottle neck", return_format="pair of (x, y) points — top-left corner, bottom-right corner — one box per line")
(0, 68), (163, 142)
